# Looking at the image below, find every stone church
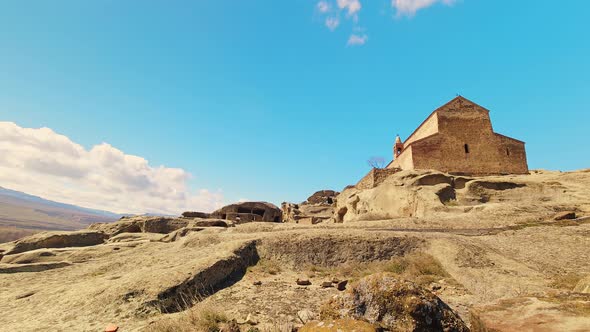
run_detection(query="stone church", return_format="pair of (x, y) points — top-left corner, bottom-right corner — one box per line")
(388, 96), (529, 175)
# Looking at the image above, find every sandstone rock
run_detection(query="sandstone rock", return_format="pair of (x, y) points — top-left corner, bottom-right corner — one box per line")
(299, 319), (378, 332)
(159, 227), (204, 243)
(321, 273), (468, 331)
(554, 211), (576, 221)
(296, 279), (312, 286)
(297, 309), (316, 324)
(5, 231), (108, 255)
(282, 190), (338, 224)
(245, 313), (258, 325)
(90, 216), (189, 236)
(194, 219), (229, 228)
(211, 202), (282, 223)
(142, 217), (189, 233)
(305, 190), (339, 205)
(104, 324), (119, 332)
(181, 211), (211, 218)
(321, 281), (333, 288)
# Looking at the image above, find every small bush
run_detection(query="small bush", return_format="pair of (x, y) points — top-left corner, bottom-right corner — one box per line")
(247, 258), (282, 275)
(550, 273), (584, 290)
(309, 252), (452, 286)
(145, 307), (228, 332)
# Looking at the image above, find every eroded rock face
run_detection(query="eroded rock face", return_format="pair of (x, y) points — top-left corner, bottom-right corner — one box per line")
(89, 216), (190, 236)
(210, 202), (282, 223)
(282, 190), (339, 224)
(320, 273), (468, 332)
(181, 211), (211, 218)
(332, 169), (570, 224)
(306, 190), (338, 205)
(3, 230), (108, 255)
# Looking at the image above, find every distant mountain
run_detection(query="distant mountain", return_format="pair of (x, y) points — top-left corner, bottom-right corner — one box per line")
(0, 186), (124, 243)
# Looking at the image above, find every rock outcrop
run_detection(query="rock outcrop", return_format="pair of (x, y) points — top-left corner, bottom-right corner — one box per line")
(210, 201), (282, 223)
(89, 216), (189, 236)
(1, 230), (108, 255)
(181, 211), (211, 219)
(320, 273), (468, 331)
(282, 190), (339, 224)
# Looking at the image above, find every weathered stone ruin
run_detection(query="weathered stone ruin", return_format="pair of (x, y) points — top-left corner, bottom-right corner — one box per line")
(209, 201), (282, 223)
(282, 190), (339, 224)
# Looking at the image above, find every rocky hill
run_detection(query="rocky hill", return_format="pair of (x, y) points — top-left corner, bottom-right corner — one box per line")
(1, 169), (590, 331)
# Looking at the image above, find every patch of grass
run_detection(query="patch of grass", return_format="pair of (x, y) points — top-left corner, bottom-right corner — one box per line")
(444, 199), (460, 207)
(549, 273), (584, 290)
(247, 258), (282, 275)
(303, 252), (453, 287)
(145, 307), (228, 332)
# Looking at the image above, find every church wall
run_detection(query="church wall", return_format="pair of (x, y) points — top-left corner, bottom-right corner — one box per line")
(404, 113), (439, 147)
(410, 108), (528, 175)
(389, 145), (414, 170)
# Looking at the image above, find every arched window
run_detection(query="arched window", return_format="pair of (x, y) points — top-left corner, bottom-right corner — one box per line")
(464, 144), (470, 154)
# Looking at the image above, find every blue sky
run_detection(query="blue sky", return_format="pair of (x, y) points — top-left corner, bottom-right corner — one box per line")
(0, 1), (589, 213)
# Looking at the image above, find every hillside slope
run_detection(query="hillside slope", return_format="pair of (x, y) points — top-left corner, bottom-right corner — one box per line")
(0, 186), (121, 243)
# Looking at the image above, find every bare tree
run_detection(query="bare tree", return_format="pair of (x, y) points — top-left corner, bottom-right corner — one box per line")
(367, 156), (386, 169)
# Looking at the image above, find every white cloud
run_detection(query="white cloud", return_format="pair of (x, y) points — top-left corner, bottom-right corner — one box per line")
(347, 34), (368, 46)
(317, 1), (331, 13)
(0, 122), (224, 215)
(337, 0), (362, 16)
(325, 17), (340, 31)
(392, 0), (456, 16)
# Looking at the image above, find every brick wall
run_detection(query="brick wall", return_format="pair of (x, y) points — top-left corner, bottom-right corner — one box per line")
(356, 168), (401, 189)
(408, 101), (528, 175)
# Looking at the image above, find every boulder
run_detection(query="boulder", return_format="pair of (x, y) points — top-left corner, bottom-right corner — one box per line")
(554, 211), (576, 221)
(320, 273), (468, 332)
(297, 309), (316, 324)
(4, 231), (108, 255)
(296, 278), (312, 286)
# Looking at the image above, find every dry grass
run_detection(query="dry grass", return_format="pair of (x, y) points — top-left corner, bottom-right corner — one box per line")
(247, 258), (282, 275)
(304, 252), (453, 286)
(144, 307), (228, 332)
(549, 273), (584, 290)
